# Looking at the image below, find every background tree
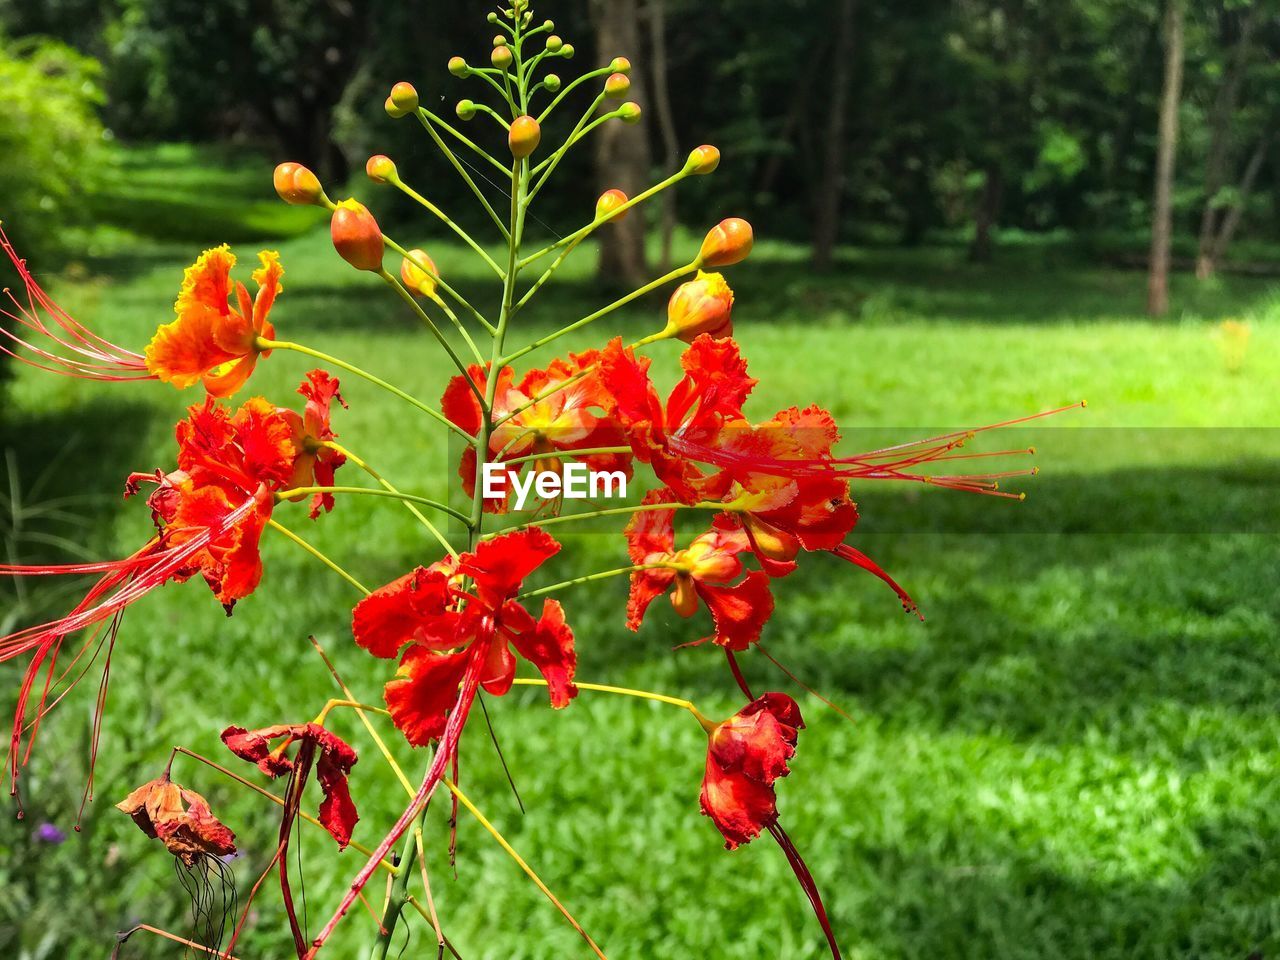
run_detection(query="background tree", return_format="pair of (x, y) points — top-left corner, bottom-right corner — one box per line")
(1148, 0), (1185, 316)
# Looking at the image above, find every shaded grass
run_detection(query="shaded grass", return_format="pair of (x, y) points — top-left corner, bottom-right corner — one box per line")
(2, 143), (1280, 959)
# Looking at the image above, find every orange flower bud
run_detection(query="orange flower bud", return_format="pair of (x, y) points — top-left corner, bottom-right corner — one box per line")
(386, 81), (418, 118)
(596, 189), (629, 222)
(366, 154), (397, 184)
(685, 145), (721, 176)
(611, 57), (632, 75)
(664, 271), (734, 342)
(604, 73), (631, 99)
(698, 218), (754, 268)
(456, 99), (477, 121)
(400, 249), (439, 297)
(618, 101), (643, 124)
(546, 35), (564, 52)
(331, 199), (384, 273)
(491, 45), (513, 69)
(509, 115), (542, 159)
(273, 162), (329, 207)
(448, 56), (469, 77)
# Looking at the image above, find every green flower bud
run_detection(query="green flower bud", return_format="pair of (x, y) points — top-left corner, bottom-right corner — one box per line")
(611, 57), (632, 75)
(560, 43), (575, 59)
(365, 154), (397, 184)
(546, 35), (563, 52)
(448, 56), (469, 78)
(617, 101), (642, 124)
(456, 99), (477, 121)
(544, 74), (562, 93)
(491, 45), (514, 70)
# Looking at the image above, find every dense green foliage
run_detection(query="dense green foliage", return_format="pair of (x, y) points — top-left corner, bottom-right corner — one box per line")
(1, 143), (1278, 958)
(0, 36), (104, 259)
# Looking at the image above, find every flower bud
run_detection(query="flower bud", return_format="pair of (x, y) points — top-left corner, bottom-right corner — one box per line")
(544, 74), (562, 92)
(365, 155), (397, 184)
(560, 43), (575, 59)
(509, 115), (542, 159)
(617, 101), (642, 124)
(331, 199), (384, 273)
(542, 19), (554, 29)
(604, 73), (630, 98)
(493, 35), (507, 46)
(448, 56), (469, 77)
(698, 218), (754, 267)
(743, 515), (801, 563)
(664, 271), (734, 342)
(546, 35), (563, 52)
(611, 57), (632, 75)
(491, 45), (513, 69)
(273, 162), (329, 207)
(456, 99), (478, 121)
(595, 189), (629, 222)
(386, 81), (418, 118)
(685, 145), (720, 176)
(400, 249), (439, 297)
(487, 11), (499, 23)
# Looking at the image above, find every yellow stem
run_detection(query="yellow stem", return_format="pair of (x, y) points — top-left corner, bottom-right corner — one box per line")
(513, 677), (717, 732)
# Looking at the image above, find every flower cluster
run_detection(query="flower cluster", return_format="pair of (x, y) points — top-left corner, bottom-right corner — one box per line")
(0, 4), (1076, 958)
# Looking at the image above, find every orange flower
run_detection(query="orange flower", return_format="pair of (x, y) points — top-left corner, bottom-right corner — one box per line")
(145, 245), (281, 397)
(116, 774), (237, 866)
(663, 271), (734, 342)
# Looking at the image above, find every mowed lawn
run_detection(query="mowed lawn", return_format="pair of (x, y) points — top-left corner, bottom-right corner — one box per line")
(3, 144), (1280, 959)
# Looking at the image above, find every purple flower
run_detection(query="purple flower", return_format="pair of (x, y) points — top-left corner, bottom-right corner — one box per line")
(34, 822), (66, 844)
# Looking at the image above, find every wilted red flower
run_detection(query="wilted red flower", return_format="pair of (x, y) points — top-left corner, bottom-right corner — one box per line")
(145, 245), (281, 397)
(1, 227), (151, 381)
(221, 722), (359, 848)
(625, 491), (773, 650)
(598, 334), (754, 503)
(443, 354), (629, 514)
(700, 692), (802, 849)
(279, 370), (348, 519)
(116, 774), (237, 866)
(353, 528), (576, 746)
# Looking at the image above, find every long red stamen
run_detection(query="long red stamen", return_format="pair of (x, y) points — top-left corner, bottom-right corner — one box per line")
(304, 624), (494, 958)
(1, 227), (152, 381)
(767, 821), (843, 960)
(831, 544), (921, 619)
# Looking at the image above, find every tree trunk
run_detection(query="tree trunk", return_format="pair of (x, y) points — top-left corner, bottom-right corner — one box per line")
(1196, 4), (1256, 279)
(1148, 0), (1184, 317)
(646, 0), (680, 273)
(592, 0), (652, 288)
(811, 0), (857, 271)
(1204, 129), (1274, 275)
(969, 164), (1003, 263)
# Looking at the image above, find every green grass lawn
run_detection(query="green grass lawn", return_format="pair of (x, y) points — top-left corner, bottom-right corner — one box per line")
(2, 143), (1280, 959)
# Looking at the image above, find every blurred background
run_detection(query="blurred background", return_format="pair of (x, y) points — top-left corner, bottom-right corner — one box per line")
(2, 1), (1279, 958)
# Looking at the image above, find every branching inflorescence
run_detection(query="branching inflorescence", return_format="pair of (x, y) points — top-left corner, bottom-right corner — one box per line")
(0, 2), (1083, 957)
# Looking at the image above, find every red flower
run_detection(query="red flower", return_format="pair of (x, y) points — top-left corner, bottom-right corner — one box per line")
(442, 354), (629, 514)
(222, 722), (359, 957)
(700, 692), (802, 849)
(1, 227), (151, 381)
(599, 334), (754, 504)
(279, 370), (348, 518)
(1, 395), (303, 792)
(144, 246), (281, 397)
(116, 774), (237, 866)
(352, 528), (577, 746)
(625, 491), (773, 650)
(221, 722), (359, 848)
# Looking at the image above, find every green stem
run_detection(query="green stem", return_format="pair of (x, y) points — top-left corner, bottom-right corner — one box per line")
(369, 807), (430, 960)
(499, 446), (630, 467)
(417, 106), (510, 177)
(519, 170), (689, 267)
(502, 261), (698, 365)
(257, 337), (475, 445)
(482, 500), (719, 539)
(267, 518), (370, 595)
(319, 446), (459, 556)
(275, 485), (471, 526)
(513, 237), (584, 315)
(388, 177), (506, 279)
(517, 563), (662, 600)
(536, 65), (615, 124)
(426, 291), (486, 364)
(528, 94), (608, 196)
(414, 110), (510, 236)
(384, 236), (494, 335)
(380, 269), (486, 401)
